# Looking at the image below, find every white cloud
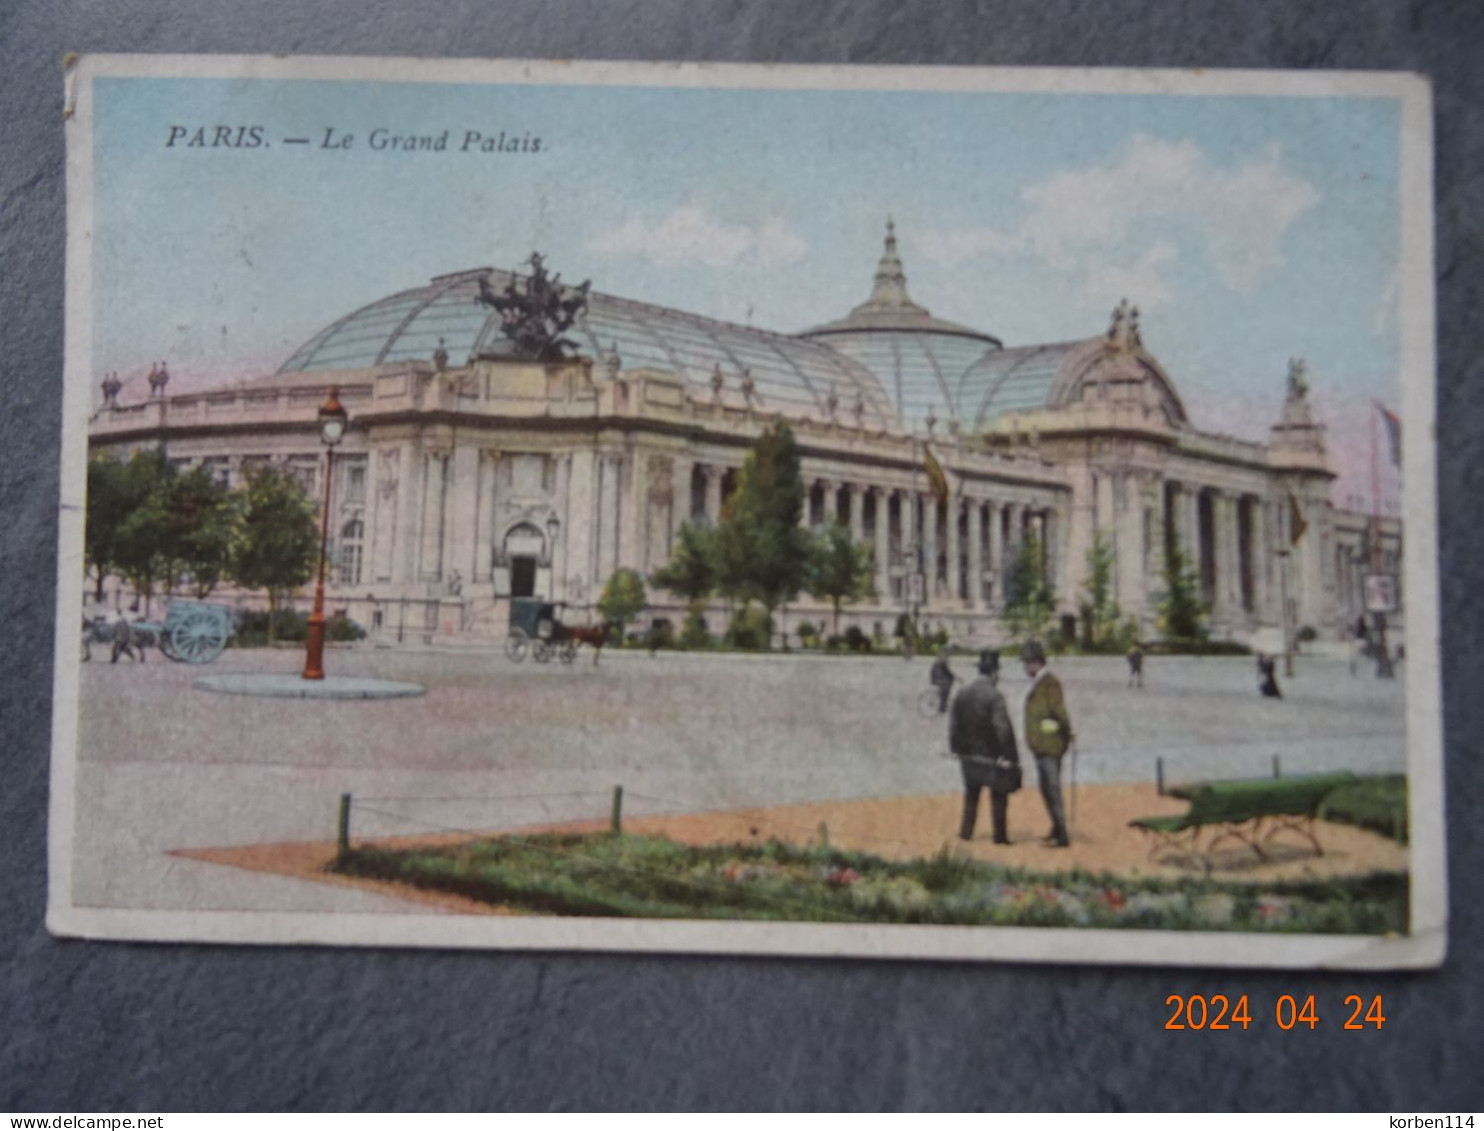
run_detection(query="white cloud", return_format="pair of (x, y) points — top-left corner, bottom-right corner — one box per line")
(1077, 241), (1179, 311)
(917, 135), (1319, 303)
(590, 206), (807, 268)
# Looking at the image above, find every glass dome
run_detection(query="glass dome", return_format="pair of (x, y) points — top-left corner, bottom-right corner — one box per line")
(796, 219), (1004, 431)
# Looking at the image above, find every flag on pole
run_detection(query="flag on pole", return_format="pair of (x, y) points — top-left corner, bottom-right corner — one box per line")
(1374, 401), (1402, 466)
(1288, 492), (1308, 545)
(923, 444), (950, 506)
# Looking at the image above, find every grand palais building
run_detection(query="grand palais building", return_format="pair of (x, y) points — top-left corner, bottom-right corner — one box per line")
(88, 223), (1401, 648)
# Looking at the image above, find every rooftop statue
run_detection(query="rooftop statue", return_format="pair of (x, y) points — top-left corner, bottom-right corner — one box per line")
(476, 253), (591, 362)
(1286, 357), (1310, 401)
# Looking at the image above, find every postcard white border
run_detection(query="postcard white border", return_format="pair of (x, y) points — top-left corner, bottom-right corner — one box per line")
(49, 53), (1445, 969)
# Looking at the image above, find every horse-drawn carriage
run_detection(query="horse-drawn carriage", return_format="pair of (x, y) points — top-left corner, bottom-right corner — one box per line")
(84, 598), (235, 665)
(504, 597), (578, 664)
(504, 598), (614, 664)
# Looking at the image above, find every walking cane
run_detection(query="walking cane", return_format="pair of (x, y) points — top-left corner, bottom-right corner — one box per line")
(1068, 737), (1079, 839)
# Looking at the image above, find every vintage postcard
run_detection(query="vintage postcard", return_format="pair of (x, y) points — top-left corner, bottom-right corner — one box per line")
(51, 55), (1443, 967)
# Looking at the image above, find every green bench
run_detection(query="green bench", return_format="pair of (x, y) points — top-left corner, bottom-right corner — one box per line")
(1131, 771), (1358, 869)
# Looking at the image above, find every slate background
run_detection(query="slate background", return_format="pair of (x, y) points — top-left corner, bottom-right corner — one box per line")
(2, 0), (1481, 1111)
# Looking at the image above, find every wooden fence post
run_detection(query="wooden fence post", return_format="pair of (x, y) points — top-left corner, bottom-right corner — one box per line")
(610, 785), (623, 835)
(1156, 757), (1165, 796)
(1272, 754), (1282, 779)
(337, 792), (352, 857)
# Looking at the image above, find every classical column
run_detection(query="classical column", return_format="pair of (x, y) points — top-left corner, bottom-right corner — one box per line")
(848, 482), (865, 544)
(621, 447), (646, 571)
(1041, 508), (1057, 591)
(922, 492), (938, 604)
(704, 464), (723, 523)
(897, 489), (915, 601)
(873, 487), (891, 603)
(987, 501), (1004, 603)
(1003, 502), (1021, 570)
(446, 444), (481, 586)
(946, 496), (962, 605)
(392, 439), (421, 585)
(418, 449), (448, 581)
(967, 499), (984, 611)
(670, 457), (692, 546)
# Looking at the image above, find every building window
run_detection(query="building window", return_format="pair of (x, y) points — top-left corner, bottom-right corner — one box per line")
(287, 457), (319, 498)
(337, 517), (364, 585)
(343, 461), (367, 506)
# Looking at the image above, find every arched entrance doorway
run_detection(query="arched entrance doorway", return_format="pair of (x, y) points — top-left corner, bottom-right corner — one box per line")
(502, 522), (547, 598)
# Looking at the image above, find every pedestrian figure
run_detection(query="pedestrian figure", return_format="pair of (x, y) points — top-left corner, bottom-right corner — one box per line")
(1021, 639), (1074, 847)
(949, 650), (1021, 844)
(109, 610), (144, 663)
(930, 645), (956, 713)
(1257, 654), (1282, 699)
(1126, 642), (1144, 689)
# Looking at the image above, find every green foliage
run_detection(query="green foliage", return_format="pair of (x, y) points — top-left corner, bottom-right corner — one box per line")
(1296, 625), (1318, 645)
(679, 602), (713, 649)
(85, 454), (150, 601)
(725, 605), (774, 651)
(806, 520), (876, 634)
(333, 833), (1408, 933)
(156, 467), (240, 597)
(327, 612), (367, 642)
(649, 521), (718, 602)
(234, 608), (309, 646)
(1318, 775), (1409, 844)
(105, 449), (177, 609)
(1002, 531), (1056, 642)
(1156, 533), (1208, 644)
(598, 568), (647, 635)
(1080, 530), (1126, 653)
(714, 424), (811, 615)
(796, 619), (818, 643)
(231, 466), (320, 642)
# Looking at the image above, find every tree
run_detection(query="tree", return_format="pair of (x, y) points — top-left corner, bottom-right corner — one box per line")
(85, 454), (140, 602)
(1156, 533), (1207, 643)
(1080, 530), (1123, 652)
(806, 520), (875, 635)
(230, 465), (319, 643)
(108, 448), (177, 615)
(714, 423), (811, 637)
(157, 467), (240, 597)
(651, 521), (720, 651)
(650, 521), (718, 603)
(598, 567), (647, 641)
(1002, 531), (1056, 643)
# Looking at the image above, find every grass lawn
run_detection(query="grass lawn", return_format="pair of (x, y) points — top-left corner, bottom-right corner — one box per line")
(329, 833), (1408, 934)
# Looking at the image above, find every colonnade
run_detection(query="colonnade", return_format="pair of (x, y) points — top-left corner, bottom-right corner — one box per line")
(681, 460), (1060, 613)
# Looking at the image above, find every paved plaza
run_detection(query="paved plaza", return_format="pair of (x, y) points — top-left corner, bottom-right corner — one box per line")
(67, 645), (1408, 914)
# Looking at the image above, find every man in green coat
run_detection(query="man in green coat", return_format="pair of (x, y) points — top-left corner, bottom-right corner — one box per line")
(1021, 639), (1074, 847)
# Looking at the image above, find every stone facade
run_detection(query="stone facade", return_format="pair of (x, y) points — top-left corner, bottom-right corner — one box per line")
(86, 232), (1403, 649)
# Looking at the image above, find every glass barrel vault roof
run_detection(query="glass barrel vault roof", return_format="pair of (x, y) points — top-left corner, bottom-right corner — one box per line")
(280, 269), (898, 428)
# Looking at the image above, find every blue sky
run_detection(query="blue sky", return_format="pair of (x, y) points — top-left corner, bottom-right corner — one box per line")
(91, 75), (1406, 505)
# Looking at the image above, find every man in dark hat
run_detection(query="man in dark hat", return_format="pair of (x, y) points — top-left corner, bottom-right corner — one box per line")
(948, 649), (1021, 844)
(1021, 639), (1074, 846)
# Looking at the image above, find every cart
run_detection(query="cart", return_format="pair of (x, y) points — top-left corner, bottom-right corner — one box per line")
(504, 598), (578, 664)
(136, 598), (235, 664)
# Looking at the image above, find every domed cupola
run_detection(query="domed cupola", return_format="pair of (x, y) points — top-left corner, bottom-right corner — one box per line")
(799, 219), (1004, 431)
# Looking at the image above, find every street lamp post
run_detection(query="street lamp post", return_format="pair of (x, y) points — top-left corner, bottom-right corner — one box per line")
(303, 387), (349, 681)
(545, 513), (561, 599)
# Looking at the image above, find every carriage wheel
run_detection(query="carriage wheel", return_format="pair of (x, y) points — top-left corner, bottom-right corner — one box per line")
(157, 629), (177, 661)
(532, 639), (554, 664)
(505, 629), (530, 663)
(560, 640), (578, 664)
(171, 610), (228, 664)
